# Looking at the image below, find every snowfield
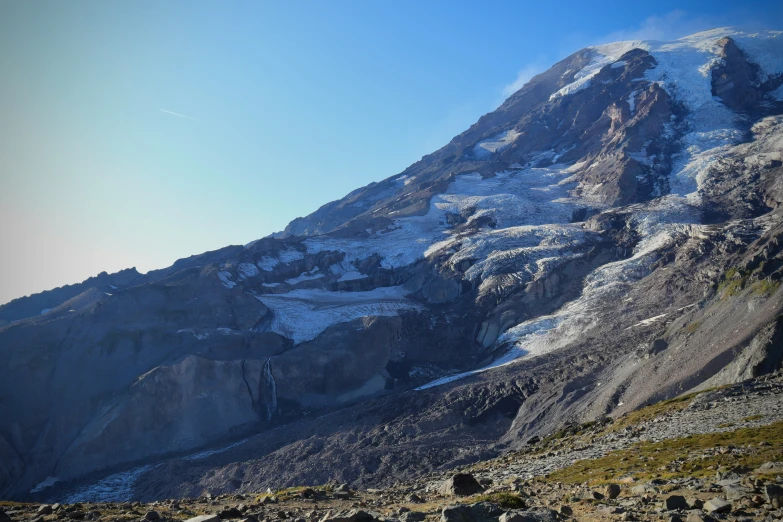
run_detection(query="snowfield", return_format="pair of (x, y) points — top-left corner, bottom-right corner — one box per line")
(254, 287), (423, 344)
(416, 29), (782, 389)
(474, 129), (521, 156)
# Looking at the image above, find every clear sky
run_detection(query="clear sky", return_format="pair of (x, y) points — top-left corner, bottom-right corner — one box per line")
(1, 1), (781, 305)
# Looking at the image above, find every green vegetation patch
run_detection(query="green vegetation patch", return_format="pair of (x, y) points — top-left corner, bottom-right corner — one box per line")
(751, 279), (781, 296)
(608, 391), (705, 433)
(546, 421), (783, 486)
(716, 266), (780, 299)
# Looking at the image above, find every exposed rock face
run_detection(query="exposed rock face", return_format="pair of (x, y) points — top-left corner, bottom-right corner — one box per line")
(3, 28), (783, 502)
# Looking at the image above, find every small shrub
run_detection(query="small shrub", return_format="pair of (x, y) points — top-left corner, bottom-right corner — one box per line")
(751, 279), (780, 297)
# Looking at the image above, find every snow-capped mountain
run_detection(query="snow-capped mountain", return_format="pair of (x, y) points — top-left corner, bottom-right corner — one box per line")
(2, 28), (783, 501)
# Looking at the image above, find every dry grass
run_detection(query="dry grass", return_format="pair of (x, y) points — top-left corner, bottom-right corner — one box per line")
(546, 420), (783, 486)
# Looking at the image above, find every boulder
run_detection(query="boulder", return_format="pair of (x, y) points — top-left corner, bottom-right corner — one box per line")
(219, 507), (243, 519)
(184, 516), (220, 522)
(765, 484), (783, 509)
(604, 484), (622, 500)
(498, 509), (560, 522)
(631, 484), (656, 495)
(0, 510), (11, 522)
(37, 506), (53, 516)
(722, 484), (751, 501)
(755, 461), (783, 473)
(703, 498), (731, 514)
(441, 503), (503, 522)
(441, 473), (484, 496)
(664, 496), (688, 511)
(144, 511), (161, 521)
(400, 513), (426, 522)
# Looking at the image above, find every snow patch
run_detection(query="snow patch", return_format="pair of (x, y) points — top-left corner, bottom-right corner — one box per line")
(177, 328), (208, 341)
(257, 249), (305, 272)
(474, 129), (520, 157)
(551, 41), (645, 101)
(627, 90), (638, 113)
(285, 268), (324, 285)
(337, 271), (368, 282)
(30, 476), (59, 493)
(217, 271), (236, 289)
(63, 463), (161, 503)
(254, 287), (423, 344)
(236, 262), (259, 279)
(626, 313), (668, 329)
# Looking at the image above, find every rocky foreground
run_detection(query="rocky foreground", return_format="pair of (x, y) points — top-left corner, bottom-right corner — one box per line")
(3, 373), (783, 522)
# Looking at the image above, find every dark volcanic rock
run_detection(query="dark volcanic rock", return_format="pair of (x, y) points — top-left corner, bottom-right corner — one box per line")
(441, 503), (503, 522)
(440, 473), (484, 496)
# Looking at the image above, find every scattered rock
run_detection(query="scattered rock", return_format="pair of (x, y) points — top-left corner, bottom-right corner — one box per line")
(219, 507), (243, 519)
(755, 462), (783, 473)
(320, 510), (381, 522)
(597, 506), (624, 515)
(498, 509), (560, 522)
(400, 512), (426, 522)
(685, 512), (711, 522)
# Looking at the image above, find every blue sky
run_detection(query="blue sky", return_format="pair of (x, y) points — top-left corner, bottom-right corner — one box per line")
(1, 1), (781, 304)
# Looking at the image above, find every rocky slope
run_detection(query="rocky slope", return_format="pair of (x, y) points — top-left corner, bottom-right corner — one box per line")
(3, 372), (783, 522)
(2, 28), (783, 501)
